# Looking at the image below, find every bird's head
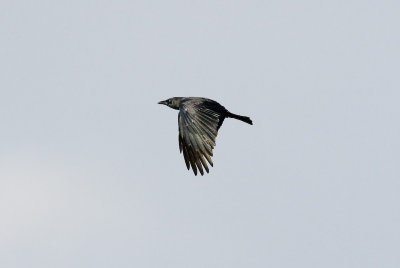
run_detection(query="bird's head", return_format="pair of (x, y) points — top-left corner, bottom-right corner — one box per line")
(158, 97), (182, 110)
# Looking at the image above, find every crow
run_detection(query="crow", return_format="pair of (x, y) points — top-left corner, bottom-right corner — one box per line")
(158, 97), (253, 176)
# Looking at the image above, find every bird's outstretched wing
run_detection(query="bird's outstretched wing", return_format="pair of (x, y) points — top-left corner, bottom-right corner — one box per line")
(178, 99), (225, 175)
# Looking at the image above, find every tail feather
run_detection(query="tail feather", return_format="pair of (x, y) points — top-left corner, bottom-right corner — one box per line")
(227, 112), (253, 125)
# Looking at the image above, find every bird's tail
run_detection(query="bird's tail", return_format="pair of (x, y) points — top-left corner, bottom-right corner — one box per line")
(227, 112), (253, 125)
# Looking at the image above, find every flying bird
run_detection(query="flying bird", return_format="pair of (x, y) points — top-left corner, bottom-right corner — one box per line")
(158, 97), (253, 176)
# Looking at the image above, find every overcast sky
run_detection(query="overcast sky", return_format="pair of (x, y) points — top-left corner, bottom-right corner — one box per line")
(1, 1), (399, 267)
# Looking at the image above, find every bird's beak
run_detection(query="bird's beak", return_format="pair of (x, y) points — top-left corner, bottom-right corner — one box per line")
(158, 100), (167, 105)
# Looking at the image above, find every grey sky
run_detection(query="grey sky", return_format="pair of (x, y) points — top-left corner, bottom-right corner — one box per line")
(1, 1), (399, 267)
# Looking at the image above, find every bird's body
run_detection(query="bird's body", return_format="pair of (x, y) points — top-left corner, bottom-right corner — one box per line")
(158, 97), (252, 175)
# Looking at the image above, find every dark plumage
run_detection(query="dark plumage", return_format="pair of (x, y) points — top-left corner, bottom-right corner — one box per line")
(158, 97), (253, 176)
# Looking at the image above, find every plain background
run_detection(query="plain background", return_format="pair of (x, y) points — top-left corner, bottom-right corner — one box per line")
(1, 1), (399, 267)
